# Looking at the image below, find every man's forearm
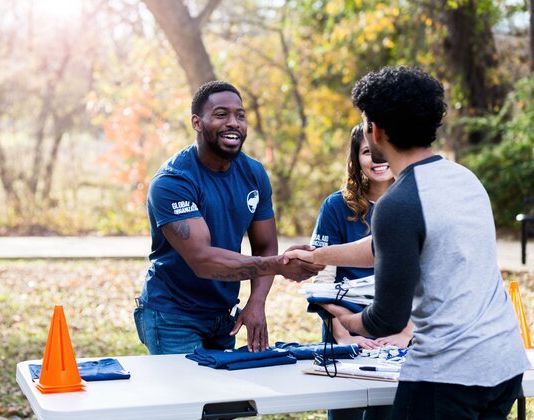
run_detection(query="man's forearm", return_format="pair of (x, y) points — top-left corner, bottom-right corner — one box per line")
(194, 247), (281, 281)
(248, 275), (273, 308)
(312, 236), (373, 267)
(248, 243), (277, 302)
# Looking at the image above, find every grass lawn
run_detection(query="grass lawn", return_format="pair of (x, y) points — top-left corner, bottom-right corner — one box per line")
(0, 259), (532, 419)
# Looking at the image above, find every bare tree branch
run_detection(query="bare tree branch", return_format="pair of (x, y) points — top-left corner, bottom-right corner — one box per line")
(196, 0), (223, 27)
(29, 41), (72, 197)
(277, 27), (307, 183)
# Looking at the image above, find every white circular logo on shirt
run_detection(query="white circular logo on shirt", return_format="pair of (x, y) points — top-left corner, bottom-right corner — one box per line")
(247, 190), (259, 213)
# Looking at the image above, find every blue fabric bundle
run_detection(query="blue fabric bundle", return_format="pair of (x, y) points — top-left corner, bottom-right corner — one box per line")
(29, 358), (130, 382)
(274, 341), (359, 360)
(185, 346), (296, 370)
(306, 296), (366, 320)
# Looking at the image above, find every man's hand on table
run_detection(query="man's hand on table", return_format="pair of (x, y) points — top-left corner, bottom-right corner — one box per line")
(230, 299), (268, 352)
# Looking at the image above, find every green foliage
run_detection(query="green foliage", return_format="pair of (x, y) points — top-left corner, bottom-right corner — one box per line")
(213, 0), (449, 235)
(461, 75), (534, 228)
(0, 0), (530, 237)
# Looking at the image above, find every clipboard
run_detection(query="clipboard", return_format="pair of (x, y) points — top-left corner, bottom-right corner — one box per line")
(302, 361), (400, 382)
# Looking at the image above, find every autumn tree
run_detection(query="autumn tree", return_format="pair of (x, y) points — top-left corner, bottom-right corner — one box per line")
(141, 0), (221, 93)
(531, 0), (534, 70)
(0, 1), (99, 228)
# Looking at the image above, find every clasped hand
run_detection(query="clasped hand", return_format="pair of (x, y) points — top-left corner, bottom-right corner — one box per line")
(279, 245), (324, 281)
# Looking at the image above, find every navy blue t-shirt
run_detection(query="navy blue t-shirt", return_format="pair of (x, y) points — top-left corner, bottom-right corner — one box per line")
(311, 191), (374, 281)
(140, 145), (274, 316)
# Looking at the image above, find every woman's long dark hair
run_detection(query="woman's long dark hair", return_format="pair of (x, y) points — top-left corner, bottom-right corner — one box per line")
(342, 123), (371, 230)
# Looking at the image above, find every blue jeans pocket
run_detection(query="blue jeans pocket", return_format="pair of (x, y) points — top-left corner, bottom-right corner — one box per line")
(133, 306), (145, 345)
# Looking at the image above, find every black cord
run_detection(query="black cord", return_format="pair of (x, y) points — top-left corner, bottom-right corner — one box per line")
(322, 315), (337, 378)
(322, 283), (353, 377)
(320, 280), (367, 378)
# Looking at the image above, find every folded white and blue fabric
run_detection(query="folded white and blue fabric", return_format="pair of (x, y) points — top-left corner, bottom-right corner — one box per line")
(359, 345), (410, 364)
(274, 341), (359, 360)
(185, 346), (297, 370)
(301, 275), (375, 305)
(300, 275), (375, 318)
(29, 358), (130, 382)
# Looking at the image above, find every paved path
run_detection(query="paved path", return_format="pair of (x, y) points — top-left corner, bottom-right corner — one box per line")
(0, 236), (532, 272)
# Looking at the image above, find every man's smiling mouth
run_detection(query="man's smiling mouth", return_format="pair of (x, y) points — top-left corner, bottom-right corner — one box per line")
(219, 131), (242, 146)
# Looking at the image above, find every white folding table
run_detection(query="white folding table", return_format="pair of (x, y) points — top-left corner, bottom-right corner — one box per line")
(17, 355), (375, 419)
(16, 355), (534, 420)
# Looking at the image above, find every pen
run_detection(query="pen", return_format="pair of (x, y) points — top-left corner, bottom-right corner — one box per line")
(358, 366), (401, 373)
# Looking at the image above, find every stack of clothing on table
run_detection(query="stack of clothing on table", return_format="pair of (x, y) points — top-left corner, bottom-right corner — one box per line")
(300, 275), (375, 317)
(185, 342), (361, 371)
(274, 341), (359, 360)
(185, 346), (296, 370)
(29, 358), (130, 382)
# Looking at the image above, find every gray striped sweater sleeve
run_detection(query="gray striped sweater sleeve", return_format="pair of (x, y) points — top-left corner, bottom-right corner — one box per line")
(361, 170), (426, 337)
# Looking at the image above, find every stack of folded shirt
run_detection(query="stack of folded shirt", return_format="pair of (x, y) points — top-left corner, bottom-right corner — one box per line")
(274, 341), (359, 360)
(185, 346), (297, 370)
(300, 275), (375, 317)
(29, 358), (130, 382)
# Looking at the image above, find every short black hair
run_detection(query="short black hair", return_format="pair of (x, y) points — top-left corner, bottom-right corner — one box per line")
(191, 80), (242, 116)
(351, 66), (447, 149)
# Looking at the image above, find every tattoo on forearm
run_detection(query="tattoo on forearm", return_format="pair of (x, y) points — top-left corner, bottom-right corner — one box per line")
(213, 258), (269, 280)
(251, 257), (269, 271)
(172, 220), (190, 240)
(214, 268), (259, 280)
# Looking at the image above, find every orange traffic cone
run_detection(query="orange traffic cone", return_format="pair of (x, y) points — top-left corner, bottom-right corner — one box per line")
(36, 306), (85, 394)
(509, 281), (533, 349)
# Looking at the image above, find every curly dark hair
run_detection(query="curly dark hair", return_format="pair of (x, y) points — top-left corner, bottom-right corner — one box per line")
(191, 80), (242, 116)
(351, 66), (447, 149)
(342, 124), (372, 230)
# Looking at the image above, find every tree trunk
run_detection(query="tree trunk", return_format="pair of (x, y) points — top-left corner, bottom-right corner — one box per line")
(41, 119), (66, 205)
(530, 0), (534, 71)
(242, 87), (274, 164)
(142, 0), (220, 93)
(440, 0), (504, 145)
(29, 50), (71, 197)
(0, 143), (22, 214)
(279, 29), (308, 183)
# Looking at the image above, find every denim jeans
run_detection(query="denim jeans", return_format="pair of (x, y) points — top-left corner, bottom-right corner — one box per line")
(134, 304), (237, 355)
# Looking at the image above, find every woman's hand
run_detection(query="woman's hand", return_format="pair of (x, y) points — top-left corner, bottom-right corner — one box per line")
(373, 330), (412, 348)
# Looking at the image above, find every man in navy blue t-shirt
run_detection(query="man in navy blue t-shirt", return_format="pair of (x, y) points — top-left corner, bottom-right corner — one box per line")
(135, 81), (323, 355)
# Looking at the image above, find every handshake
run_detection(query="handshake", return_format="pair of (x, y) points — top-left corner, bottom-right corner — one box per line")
(277, 245), (324, 282)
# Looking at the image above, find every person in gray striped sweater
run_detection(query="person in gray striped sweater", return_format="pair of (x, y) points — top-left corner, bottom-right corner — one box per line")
(285, 66), (529, 419)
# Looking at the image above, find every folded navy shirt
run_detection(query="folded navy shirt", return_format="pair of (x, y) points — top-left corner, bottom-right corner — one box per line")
(29, 358), (130, 382)
(186, 346), (296, 370)
(306, 296), (366, 320)
(274, 341), (359, 360)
